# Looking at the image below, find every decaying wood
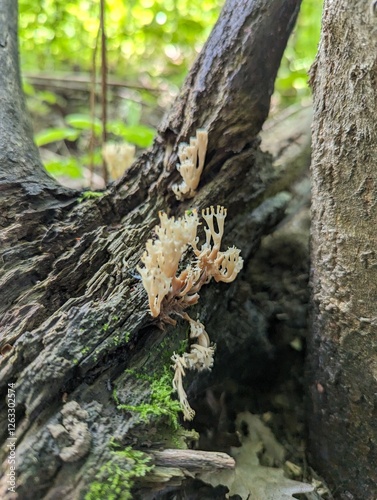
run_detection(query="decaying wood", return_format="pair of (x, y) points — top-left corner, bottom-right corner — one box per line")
(151, 449), (235, 471)
(135, 449), (235, 496)
(308, 1), (377, 498)
(0, 0), (305, 498)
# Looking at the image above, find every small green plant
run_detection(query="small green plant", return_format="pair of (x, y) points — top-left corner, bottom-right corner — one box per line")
(85, 446), (153, 500)
(116, 368), (181, 429)
(78, 191), (105, 203)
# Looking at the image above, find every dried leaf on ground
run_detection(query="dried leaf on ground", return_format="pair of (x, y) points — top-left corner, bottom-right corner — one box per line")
(199, 411), (314, 500)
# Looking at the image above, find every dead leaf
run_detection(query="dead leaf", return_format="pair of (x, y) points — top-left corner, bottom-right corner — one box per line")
(199, 411), (314, 500)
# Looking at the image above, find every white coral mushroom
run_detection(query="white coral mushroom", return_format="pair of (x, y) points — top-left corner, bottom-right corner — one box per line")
(215, 246), (244, 283)
(137, 210), (199, 317)
(172, 353), (195, 421)
(137, 203), (243, 421)
(194, 205), (244, 284)
(102, 142), (135, 180)
(171, 319), (215, 420)
(172, 130), (208, 200)
(201, 205), (227, 250)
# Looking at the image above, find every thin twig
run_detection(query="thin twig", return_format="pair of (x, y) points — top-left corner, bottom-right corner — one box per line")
(100, 0), (108, 184)
(23, 72), (162, 93)
(89, 24), (101, 187)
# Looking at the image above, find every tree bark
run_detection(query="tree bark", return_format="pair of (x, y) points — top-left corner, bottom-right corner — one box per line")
(0, 0), (304, 498)
(308, 1), (377, 498)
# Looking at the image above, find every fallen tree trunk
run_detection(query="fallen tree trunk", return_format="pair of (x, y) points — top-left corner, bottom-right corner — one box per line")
(0, 1), (306, 498)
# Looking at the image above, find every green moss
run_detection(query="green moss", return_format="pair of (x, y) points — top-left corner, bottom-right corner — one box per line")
(107, 330), (131, 348)
(152, 328), (189, 367)
(177, 429), (199, 448)
(113, 334), (121, 346)
(112, 387), (120, 405)
(117, 367), (181, 429)
(113, 331), (190, 428)
(78, 191), (105, 203)
(178, 338), (189, 355)
(85, 446), (153, 500)
(101, 317), (127, 346)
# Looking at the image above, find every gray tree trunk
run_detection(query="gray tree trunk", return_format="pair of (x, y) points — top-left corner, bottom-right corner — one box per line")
(0, 0), (307, 498)
(308, 1), (377, 498)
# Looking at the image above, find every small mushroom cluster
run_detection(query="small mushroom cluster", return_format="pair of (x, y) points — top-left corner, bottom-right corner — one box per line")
(172, 129), (208, 200)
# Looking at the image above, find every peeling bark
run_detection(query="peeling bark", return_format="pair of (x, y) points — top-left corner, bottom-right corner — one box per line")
(308, 1), (377, 498)
(0, 0), (305, 498)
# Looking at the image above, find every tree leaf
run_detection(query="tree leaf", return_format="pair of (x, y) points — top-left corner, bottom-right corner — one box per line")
(107, 122), (155, 148)
(65, 114), (103, 135)
(35, 127), (79, 146)
(44, 156), (82, 179)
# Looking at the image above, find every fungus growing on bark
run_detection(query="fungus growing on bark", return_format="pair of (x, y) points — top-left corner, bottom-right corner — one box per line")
(102, 142), (135, 180)
(137, 209), (200, 317)
(172, 318), (215, 420)
(138, 204), (243, 420)
(172, 129), (208, 200)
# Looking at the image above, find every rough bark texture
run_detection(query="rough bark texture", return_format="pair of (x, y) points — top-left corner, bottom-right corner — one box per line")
(308, 1), (377, 498)
(0, 0), (306, 498)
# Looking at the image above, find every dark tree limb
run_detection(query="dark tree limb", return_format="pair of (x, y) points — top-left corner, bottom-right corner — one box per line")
(0, 0), (303, 498)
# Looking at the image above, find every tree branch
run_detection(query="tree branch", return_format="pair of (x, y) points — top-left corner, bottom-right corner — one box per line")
(161, 0), (301, 153)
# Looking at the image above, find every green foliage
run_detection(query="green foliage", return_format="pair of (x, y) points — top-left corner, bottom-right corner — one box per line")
(32, 107), (155, 179)
(116, 368), (181, 429)
(20, 0), (323, 103)
(19, 0), (222, 84)
(45, 156), (83, 179)
(19, 0), (323, 180)
(275, 0), (323, 106)
(34, 127), (79, 146)
(85, 446), (153, 500)
(33, 111), (155, 149)
(65, 113), (102, 135)
(106, 121), (155, 148)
